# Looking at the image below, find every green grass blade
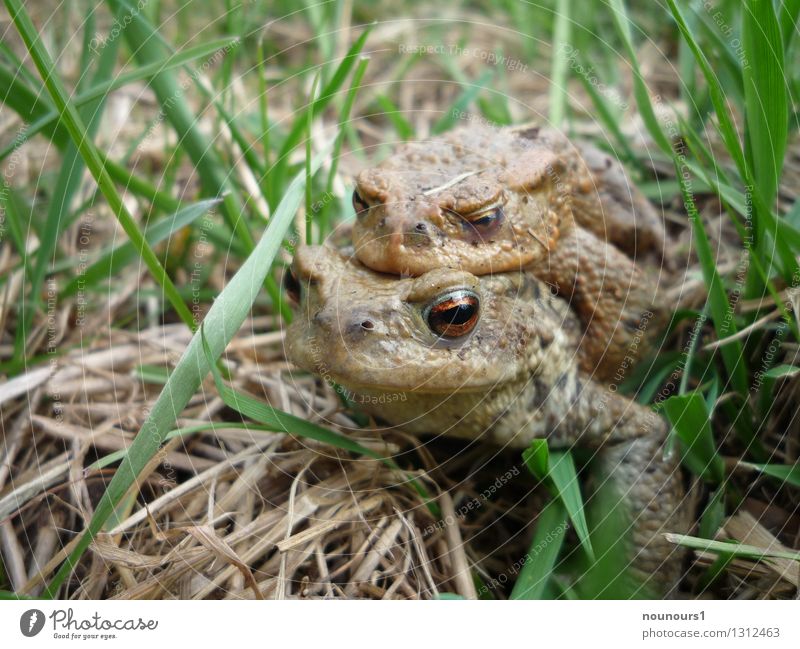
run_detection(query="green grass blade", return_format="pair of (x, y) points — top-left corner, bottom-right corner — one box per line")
(431, 69), (494, 135)
(305, 73), (320, 246)
(688, 7), (744, 105)
(272, 26), (373, 194)
(0, 63), (69, 149)
(5, 0), (196, 334)
(256, 37), (270, 177)
(61, 198), (220, 297)
(573, 54), (636, 164)
(320, 56), (370, 236)
(763, 364), (800, 379)
(522, 439), (550, 479)
(0, 590), (35, 600)
(104, 0), (254, 252)
(664, 0), (748, 177)
(665, 534), (800, 562)
(524, 444), (594, 561)
(607, 0), (671, 153)
(0, 188), (30, 277)
(662, 392), (725, 483)
(548, 0), (571, 126)
(742, 0), (789, 210)
(0, 38), (242, 162)
(738, 461), (800, 488)
(375, 94), (414, 140)
(671, 156), (750, 398)
(698, 487), (726, 539)
(14, 7), (122, 364)
(510, 499), (569, 599)
(548, 452), (593, 560)
(43, 143), (331, 598)
(778, 0), (800, 51)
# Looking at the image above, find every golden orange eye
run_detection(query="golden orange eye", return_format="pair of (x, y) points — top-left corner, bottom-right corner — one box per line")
(424, 290), (480, 338)
(352, 189), (369, 215)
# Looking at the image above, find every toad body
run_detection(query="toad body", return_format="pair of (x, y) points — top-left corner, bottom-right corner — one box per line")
(284, 245), (686, 594)
(351, 124), (670, 380)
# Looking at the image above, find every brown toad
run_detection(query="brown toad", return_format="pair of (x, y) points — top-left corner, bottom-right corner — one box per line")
(351, 124), (668, 380)
(284, 245), (686, 594)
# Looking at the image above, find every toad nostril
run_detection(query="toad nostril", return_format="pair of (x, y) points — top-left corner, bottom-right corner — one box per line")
(360, 319), (375, 330)
(414, 222), (427, 233)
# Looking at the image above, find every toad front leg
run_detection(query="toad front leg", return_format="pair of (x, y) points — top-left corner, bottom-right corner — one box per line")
(591, 427), (687, 596)
(495, 374), (686, 595)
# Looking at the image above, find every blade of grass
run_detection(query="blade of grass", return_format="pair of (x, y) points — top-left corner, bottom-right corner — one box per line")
(0, 38), (241, 162)
(547, 451), (593, 561)
(779, 0), (800, 50)
(763, 364), (800, 379)
(738, 461), (800, 488)
(573, 53), (636, 164)
(0, 63), (69, 150)
(665, 534), (800, 562)
(698, 486), (726, 539)
(607, 0), (671, 153)
(672, 155), (750, 398)
(270, 26), (373, 198)
(665, 0), (794, 291)
(106, 0), (253, 247)
(510, 499), (569, 599)
(524, 442), (594, 561)
(5, 0), (195, 334)
(431, 69), (494, 135)
(256, 37), (270, 178)
(305, 73), (320, 246)
(320, 56), (369, 237)
(43, 142), (331, 599)
(0, 188), (30, 278)
(76, 9), (97, 93)
(661, 392), (725, 483)
(688, 5), (745, 104)
(663, 0), (748, 178)
(742, 0), (788, 212)
(61, 198), (220, 297)
(374, 95), (414, 140)
(548, 0), (571, 127)
(678, 115), (799, 334)
(103, 0), (295, 319)
(13, 7), (122, 365)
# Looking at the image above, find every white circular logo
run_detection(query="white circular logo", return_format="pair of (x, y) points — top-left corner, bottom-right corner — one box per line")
(20, 609), (45, 637)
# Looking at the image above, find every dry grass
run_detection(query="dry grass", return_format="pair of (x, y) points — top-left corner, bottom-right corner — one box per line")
(1, 5), (799, 600)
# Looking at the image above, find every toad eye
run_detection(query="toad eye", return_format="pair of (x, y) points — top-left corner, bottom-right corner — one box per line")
(352, 189), (370, 215)
(462, 203), (505, 235)
(424, 290), (480, 338)
(283, 267), (302, 304)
